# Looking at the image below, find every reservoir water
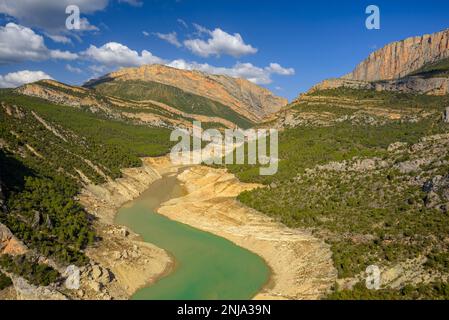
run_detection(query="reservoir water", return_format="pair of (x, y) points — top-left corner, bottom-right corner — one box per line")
(115, 173), (270, 300)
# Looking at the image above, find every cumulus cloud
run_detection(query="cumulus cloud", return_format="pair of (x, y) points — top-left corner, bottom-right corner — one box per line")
(154, 32), (182, 48)
(0, 0), (107, 35)
(78, 39), (293, 85)
(0, 23), (78, 64)
(0, 70), (53, 88)
(266, 63), (295, 76)
(83, 42), (165, 67)
(142, 31), (150, 37)
(167, 59), (294, 85)
(50, 50), (78, 60)
(66, 64), (83, 74)
(184, 27), (258, 58)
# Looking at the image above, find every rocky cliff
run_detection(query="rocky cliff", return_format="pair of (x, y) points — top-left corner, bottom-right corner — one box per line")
(85, 64), (288, 122)
(306, 29), (449, 96)
(343, 29), (449, 81)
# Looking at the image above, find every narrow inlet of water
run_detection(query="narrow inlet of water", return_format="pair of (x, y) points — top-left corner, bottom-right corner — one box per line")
(116, 173), (270, 300)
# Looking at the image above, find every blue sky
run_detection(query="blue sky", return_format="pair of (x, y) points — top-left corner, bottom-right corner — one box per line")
(0, 0), (448, 100)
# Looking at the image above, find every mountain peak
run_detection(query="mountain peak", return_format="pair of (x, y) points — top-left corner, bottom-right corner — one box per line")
(85, 64), (288, 122)
(343, 28), (449, 82)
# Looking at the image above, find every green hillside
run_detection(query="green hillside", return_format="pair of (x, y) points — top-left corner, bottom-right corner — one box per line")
(89, 80), (254, 128)
(225, 88), (449, 299)
(0, 89), (174, 270)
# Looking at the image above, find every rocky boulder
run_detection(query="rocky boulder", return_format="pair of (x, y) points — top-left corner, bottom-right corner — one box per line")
(343, 28), (449, 81)
(80, 263), (113, 294)
(0, 223), (28, 255)
(12, 276), (67, 300)
(443, 107), (449, 123)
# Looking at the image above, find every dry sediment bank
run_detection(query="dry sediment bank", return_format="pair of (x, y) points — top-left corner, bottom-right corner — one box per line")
(157, 165), (337, 300)
(77, 157), (336, 300)
(77, 157), (182, 299)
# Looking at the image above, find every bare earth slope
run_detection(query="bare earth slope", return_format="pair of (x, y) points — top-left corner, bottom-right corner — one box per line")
(85, 64), (288, 122)
(157, 166), (337, 300)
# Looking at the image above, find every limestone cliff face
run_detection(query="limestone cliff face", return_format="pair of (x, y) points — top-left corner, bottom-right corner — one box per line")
(86, 64), (288, 122)
(305, 29), (449, 96)
(343, 29), (449, 81)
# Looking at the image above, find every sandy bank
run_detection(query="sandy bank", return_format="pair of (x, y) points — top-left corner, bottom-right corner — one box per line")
(77, 156), (336, 300)
(157, 165), (337, 300)
(77, 157), (182, 299)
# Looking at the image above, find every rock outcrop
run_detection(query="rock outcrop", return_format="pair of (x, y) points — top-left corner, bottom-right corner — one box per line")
(309, 76), (449, 96)
(343, 28), (449, 81)
(0, 224), (28, 255)
(11, 276), (67, 300)
(16, 80), (240, 129)
(85, 64), (288, 122)
(0, 180), (28, 256)
(307, 29), (449, 96)
(444, 107), (449, 123)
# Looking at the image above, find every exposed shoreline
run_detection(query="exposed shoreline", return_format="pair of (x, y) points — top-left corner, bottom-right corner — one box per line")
(77, 157), (182, 299)
(78, 156), (337, 300)
(156, 164), (337, 300)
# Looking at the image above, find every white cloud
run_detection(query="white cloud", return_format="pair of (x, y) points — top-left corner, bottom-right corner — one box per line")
(167, 60), (294, 85)
(0, 0), (107, 34)
(0, 23), (78, 64)
(154, 32), (182, 48)
(0, 70), (53, 88)
(78, 17), (100, 32)
(118, 0), (143, 7)
(66, 64), (83, 74)
(50, 50), (78, 60)
(80, 41), (294, 86)
(192, 23), (210, 36)
(266, 63), (295, 76)
(142, 31), (150, 37)
(83, 42), (165, 68)
(88, 64), (110, 76)
(184, 28), (258, 58)
(89, 65), (108, 73)
(46, 34), (72, 44)
(177, 19), (188, 28)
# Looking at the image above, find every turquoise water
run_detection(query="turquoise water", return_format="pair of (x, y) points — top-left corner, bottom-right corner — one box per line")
(115, 174), (270, 300)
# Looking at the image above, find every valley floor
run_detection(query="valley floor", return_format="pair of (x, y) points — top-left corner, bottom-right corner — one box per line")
(77, 157), (336, 300)
(157, 165), (337, 299)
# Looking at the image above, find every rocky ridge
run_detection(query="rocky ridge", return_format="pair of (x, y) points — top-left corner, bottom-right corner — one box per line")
(308, 77), (449, 96)
(85, 64), (288, 122)
(343, 28), (449, 81)
(16, 80), (240, 129)
(308, 29), (449, 96)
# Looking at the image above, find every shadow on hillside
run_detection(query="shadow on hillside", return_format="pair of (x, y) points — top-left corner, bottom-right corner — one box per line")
(0, 149), (36, 197)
